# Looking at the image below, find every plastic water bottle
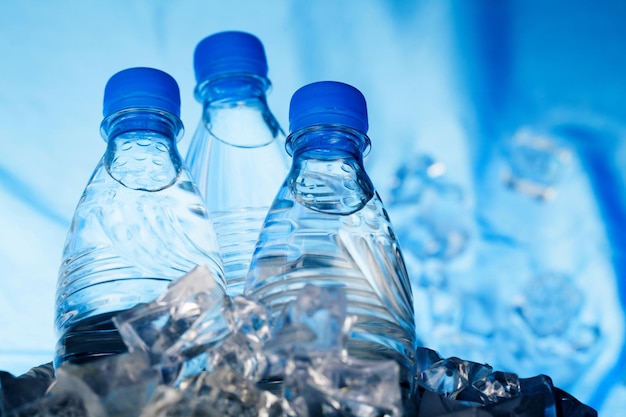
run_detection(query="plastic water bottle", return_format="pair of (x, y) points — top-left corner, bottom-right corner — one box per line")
(54, 67), (226, 368)
(244, 81), (417, 385)
(185, 31), (289, 297)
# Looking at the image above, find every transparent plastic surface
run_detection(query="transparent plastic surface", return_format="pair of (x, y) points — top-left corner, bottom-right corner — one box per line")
(245, 128), (416, 384)
(186, 77), (289, 296)
(54, 111), (225, 368)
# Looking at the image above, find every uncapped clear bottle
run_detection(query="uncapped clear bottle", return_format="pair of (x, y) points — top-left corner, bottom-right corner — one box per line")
(54, 67), (226, 368)
(185, 31), (289, 297)
(244, 81), (417, 385)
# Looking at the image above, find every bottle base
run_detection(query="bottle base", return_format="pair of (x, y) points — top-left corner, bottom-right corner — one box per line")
(54, 311), (128, 370)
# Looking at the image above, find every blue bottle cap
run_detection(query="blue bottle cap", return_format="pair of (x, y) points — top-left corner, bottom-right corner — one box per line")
(103, 67), (181, 118)
(193, 31), (268, 84)
(289, 81), (369, 134)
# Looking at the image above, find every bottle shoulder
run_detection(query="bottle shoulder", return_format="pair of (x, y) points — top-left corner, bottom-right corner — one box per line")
(194, 102), (284, 149)
(185, 117), (290, 212)
(264, 187), (395, 237)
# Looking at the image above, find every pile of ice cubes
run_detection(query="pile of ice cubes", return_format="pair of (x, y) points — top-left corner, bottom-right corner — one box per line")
(0, 266), (596, 416)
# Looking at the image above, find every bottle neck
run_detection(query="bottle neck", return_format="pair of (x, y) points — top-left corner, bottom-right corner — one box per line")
(194, 74), (269, 104)
(101, 109), (183, 143)
(100, 110), (184, 191)
(286, 126), (374, 215)
(194, 75), (282, 148)
(287, 126), (371, 161)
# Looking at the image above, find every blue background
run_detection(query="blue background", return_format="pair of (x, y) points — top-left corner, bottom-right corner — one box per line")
(1, 1), (625, 413)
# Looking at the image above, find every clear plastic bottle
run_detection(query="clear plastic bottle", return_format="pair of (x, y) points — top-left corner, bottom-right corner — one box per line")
(54, 67), (226, 368)
(244, 81), (417, 385)
(185, 31), (289, 297)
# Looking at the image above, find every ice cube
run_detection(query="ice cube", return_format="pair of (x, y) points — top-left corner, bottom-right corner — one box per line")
(200, 297), (273, 383)
(284, 355), (403, 417)
(261, 284), (353, 383)
(418, 356), (493, 399)
(266, 284), (349, 356)
(55, 351), (159, 416)
(112, 265), (229, 380)
(33, 366), (108, 417)
(175, 366), (286, 417)
(454, 371), (520, 405)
